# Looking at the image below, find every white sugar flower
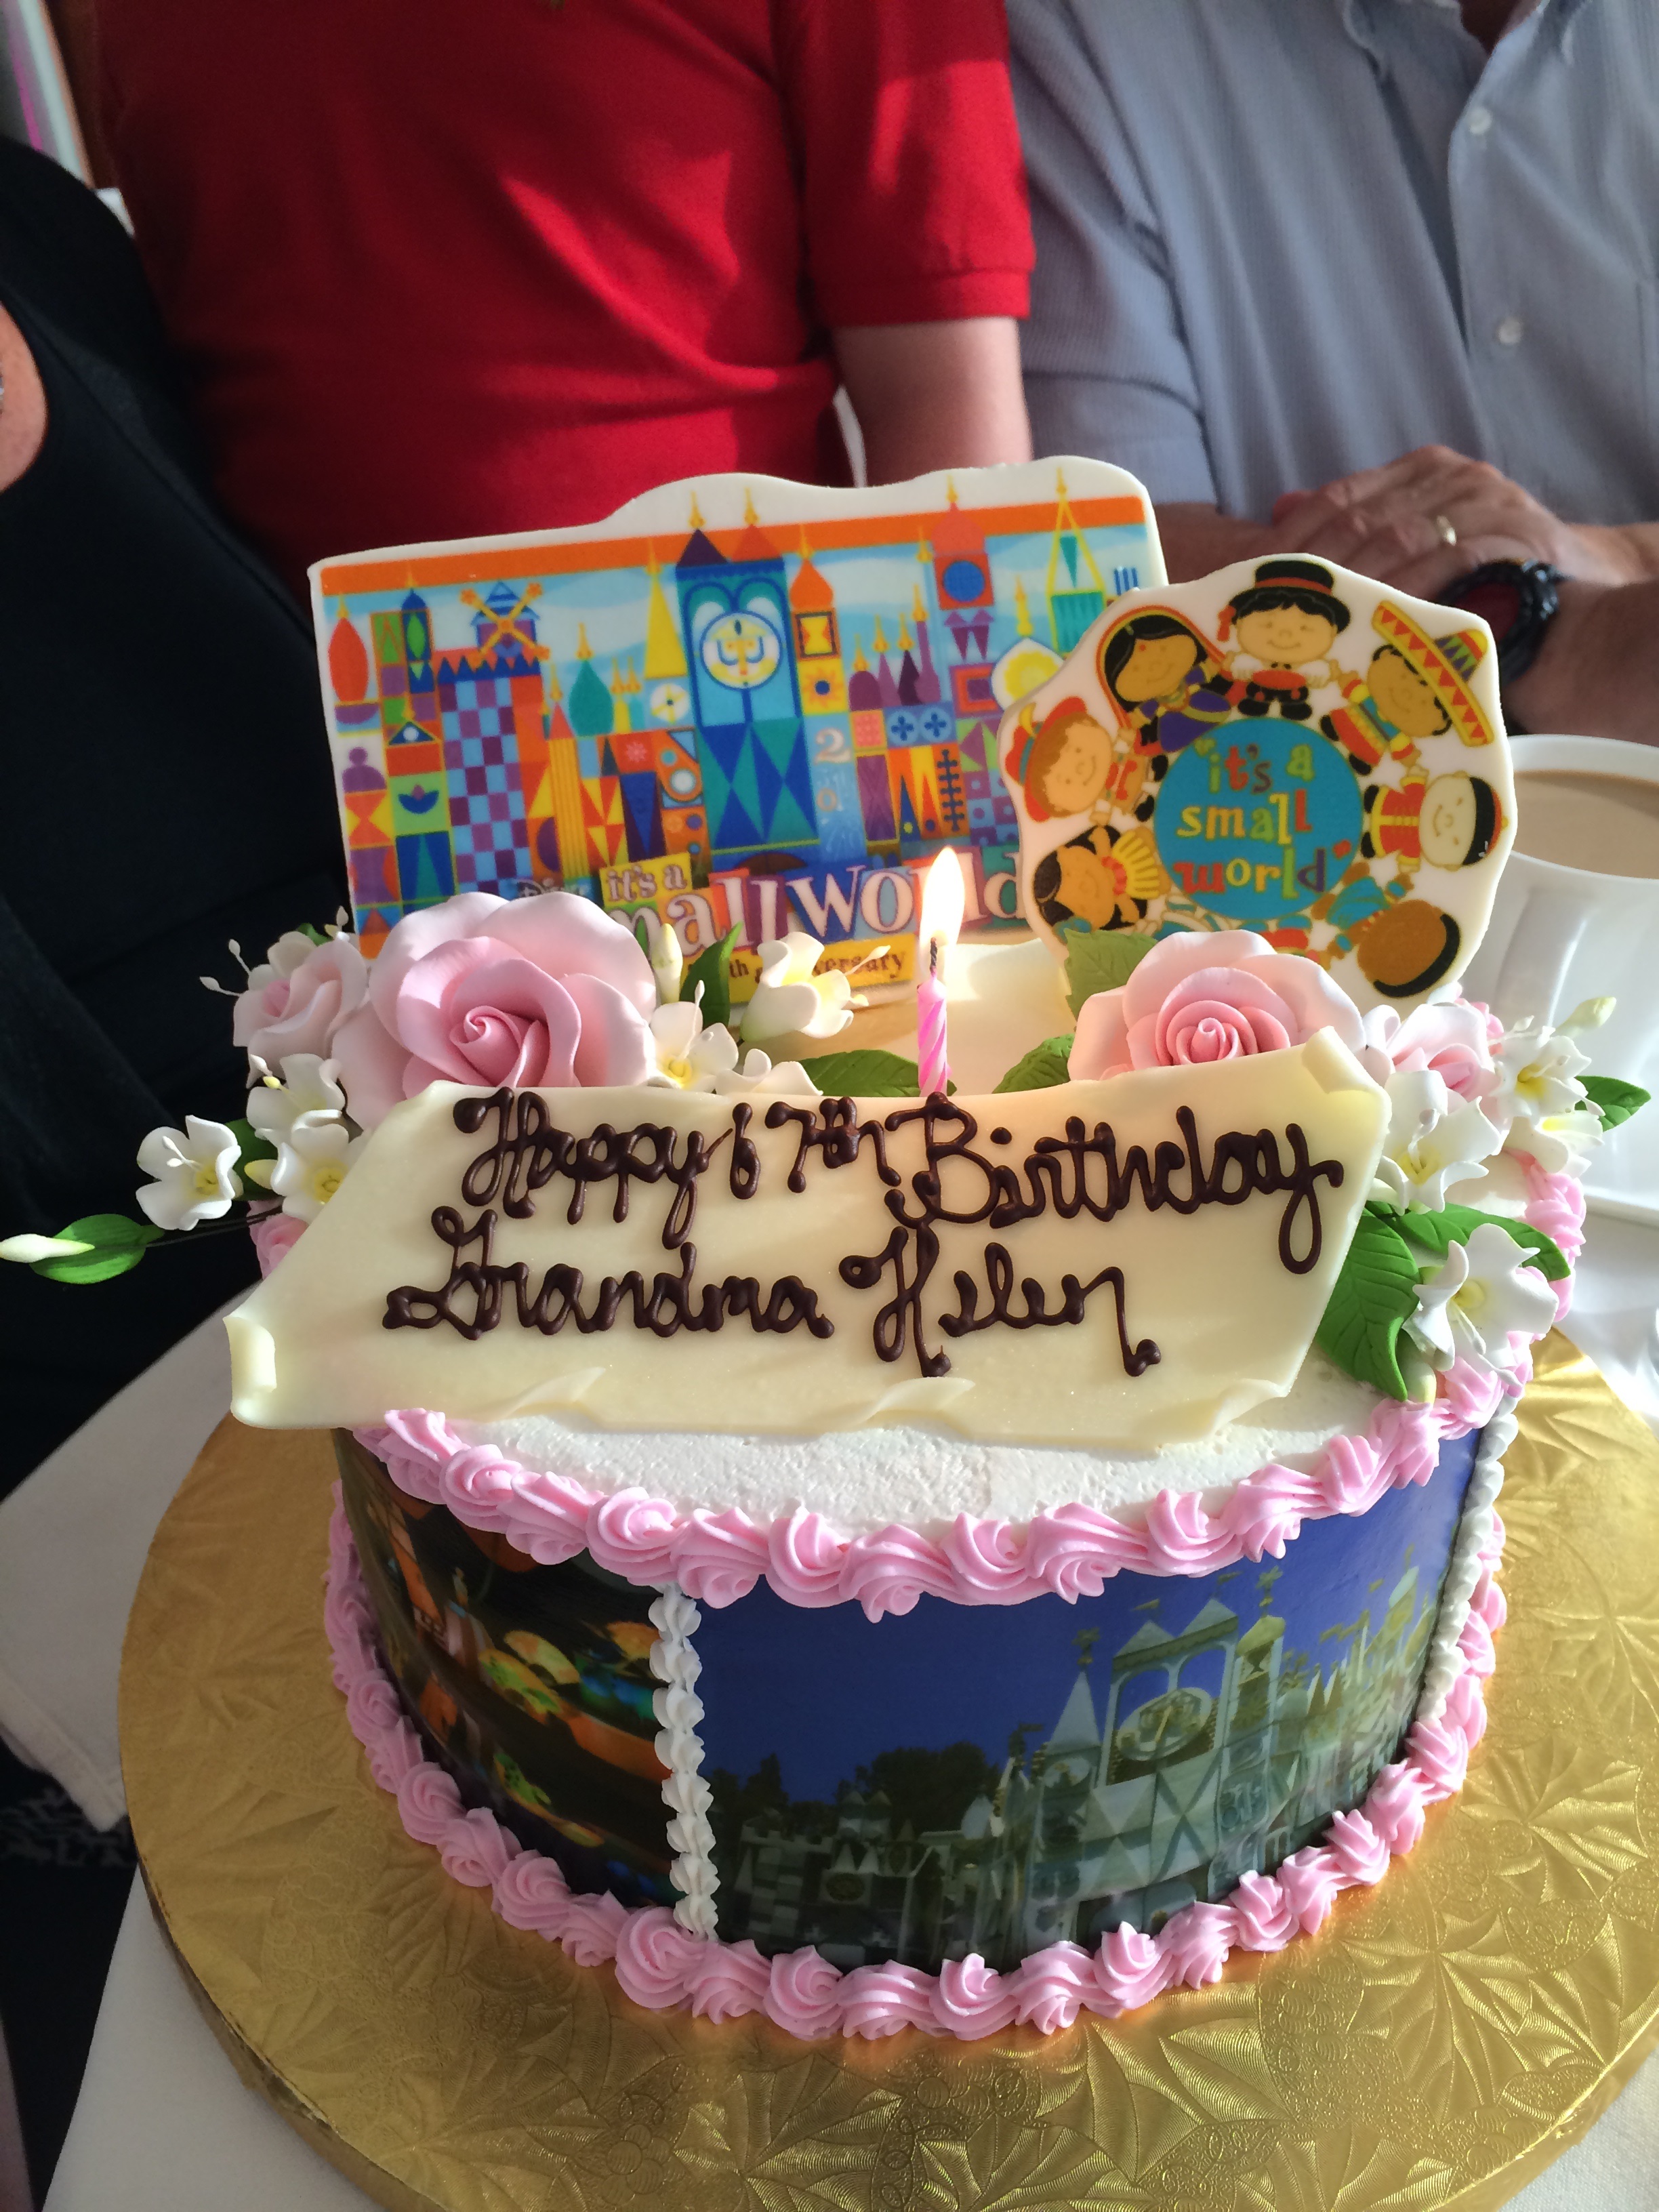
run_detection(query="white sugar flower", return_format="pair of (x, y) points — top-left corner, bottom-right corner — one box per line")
(136, 1117), (243, 1231)
(740, 933), (859, 1045)
(245, 1054), (348, 1143)
(1490, 1012), (1606, 1172)
(1404, 1222), (1558, 1378)
(0, 1233), (95, 1265)
(271, 1120), (364, 1223)
(1370, 1069), (1504, 1213)
(650, 924), (685, 1008)
(1492, 1014), (1591, 1122)
(712, 1048), (823, 1099)
(644, 1001), (741, 1090)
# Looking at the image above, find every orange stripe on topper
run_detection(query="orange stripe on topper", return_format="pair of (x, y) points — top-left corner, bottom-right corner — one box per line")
(316, 497), (1148, 594)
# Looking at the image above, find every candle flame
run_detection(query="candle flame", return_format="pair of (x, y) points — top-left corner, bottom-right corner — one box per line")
(919, 846), (966, 963)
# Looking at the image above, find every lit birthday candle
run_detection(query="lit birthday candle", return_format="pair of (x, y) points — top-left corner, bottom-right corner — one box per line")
(915, 846), (966, 1099)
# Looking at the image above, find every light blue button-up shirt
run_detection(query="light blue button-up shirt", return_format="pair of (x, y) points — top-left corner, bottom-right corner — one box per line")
(1010, 0), (1659, 525)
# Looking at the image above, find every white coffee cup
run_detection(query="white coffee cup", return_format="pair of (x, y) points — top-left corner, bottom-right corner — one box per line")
(1460, 735), (1659, 1222)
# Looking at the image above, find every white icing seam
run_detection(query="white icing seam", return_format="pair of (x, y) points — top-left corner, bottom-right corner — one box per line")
(648, 1586), (718, 1936)
(1415, 1398), (1517, 1724)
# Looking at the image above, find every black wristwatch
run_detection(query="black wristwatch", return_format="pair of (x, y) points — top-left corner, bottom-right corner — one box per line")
(1437, 559), (1563, 709)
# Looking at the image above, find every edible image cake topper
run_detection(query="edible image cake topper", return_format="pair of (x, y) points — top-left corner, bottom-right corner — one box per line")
(310, 461), (1163, 996)
(998, 558), (1514, 1015)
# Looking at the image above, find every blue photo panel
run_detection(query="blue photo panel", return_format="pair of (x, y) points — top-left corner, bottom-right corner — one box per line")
(693, 1431), (1479, 1973)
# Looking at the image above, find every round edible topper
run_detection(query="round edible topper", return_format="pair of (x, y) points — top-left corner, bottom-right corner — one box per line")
(700, 608), (783, 691)
(996, 562), (1516, 1015)
(1153, 721), (1361, 924)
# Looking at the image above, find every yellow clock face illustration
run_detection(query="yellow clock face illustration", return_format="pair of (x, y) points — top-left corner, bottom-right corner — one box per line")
(701, 608), (783, 691)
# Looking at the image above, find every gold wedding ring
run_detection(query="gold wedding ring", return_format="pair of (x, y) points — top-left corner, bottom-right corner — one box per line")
(1433, 511), (1458, 547)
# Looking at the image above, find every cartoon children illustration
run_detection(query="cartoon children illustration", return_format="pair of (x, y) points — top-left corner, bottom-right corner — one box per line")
(1351, 898), (1463, 998)
(1320, 606), (1493, 773)
(1304, 863), (1463, 996)
(1031, 823), (1169, 932)
(1359, 769), (1504, 874)
(1010, 694), (1158, 824)
(1097, 608), (1240, 758)
(1219, 558), (1352, 720)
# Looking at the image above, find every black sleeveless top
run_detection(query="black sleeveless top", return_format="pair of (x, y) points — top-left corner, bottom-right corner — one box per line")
(0, 140), (347, 1488)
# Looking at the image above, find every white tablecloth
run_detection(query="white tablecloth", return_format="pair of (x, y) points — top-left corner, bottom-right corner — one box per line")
(5, 1217), (1655, 2212)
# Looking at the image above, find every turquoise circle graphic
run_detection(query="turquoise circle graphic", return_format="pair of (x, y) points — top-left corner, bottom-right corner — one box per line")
(1152, 720), (1362, 924)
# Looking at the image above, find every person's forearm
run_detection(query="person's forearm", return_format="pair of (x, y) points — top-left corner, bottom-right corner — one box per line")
(1575, 523), (1659, 585)
(1507, 580), (1659, 743)
(832, 319), (1031, 482)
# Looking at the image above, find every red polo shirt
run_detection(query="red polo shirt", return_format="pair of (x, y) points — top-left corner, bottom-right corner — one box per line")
(94, 0), (1032, 588)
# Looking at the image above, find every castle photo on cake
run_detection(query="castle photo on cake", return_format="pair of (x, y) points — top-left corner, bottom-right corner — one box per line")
(694, 1447), (1476, 1973)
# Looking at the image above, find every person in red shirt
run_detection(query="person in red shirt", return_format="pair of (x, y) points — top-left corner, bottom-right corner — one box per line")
(75, 0), (1036, 590)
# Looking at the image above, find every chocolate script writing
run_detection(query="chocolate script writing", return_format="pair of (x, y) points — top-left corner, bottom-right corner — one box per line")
(383, 1088), (1345, 1381)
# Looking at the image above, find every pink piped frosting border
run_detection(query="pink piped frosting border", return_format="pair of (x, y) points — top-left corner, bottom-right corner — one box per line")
(356, 1386), (1480, 1618)
(324, 1489), (1506, 2039)
(350, 1164), (1578, 1620)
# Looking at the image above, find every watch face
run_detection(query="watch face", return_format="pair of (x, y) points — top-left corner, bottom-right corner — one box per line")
(1450, 576), (1525, 643)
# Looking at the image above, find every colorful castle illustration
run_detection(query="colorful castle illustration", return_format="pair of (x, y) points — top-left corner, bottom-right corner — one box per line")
(319, 474), (1148, 970)
(718, 1558), (1437, 1973)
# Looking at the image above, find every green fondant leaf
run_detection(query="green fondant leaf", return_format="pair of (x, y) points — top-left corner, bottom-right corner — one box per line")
(226, 1116), (278, 1167)
(1063, 929), (1154, 1019)
(795, 1048), (925, 1098)
(1582, 1073), (1651, 1131)
(33, 1213), (163, 1285)
(1315, 1208), (1420, 1399)
(994, 1035), (1075, 1093)
(1389, 1200), (1570, 1283)
(680, 923), (741, 1030)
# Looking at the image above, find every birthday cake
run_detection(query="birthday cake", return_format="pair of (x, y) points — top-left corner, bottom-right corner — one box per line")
(11, 473), (1641, 2043)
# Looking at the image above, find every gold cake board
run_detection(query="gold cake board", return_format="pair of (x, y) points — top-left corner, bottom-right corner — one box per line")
(121, 1333), (1659, 2212)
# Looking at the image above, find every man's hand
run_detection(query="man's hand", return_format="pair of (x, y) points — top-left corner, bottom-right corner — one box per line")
(832, 319), (1031, 483)
(1269, 447), (1656, 597)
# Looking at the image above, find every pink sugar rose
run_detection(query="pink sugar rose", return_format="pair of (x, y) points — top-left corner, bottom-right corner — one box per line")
(249, 1211), (306, 1275)
(234, 933), (370, 1070)
(330, 890), (657, 1127)
(1069, 930), (1366, 1080)
(1360, 997), (1498, 1103)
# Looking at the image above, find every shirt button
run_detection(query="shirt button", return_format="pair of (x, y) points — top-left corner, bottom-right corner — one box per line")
(1467, 104), (1494, 136)
(1496, 314), (1525, 346)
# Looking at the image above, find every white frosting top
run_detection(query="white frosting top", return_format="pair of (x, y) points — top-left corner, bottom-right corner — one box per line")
(460, 1345), (1380, 1537)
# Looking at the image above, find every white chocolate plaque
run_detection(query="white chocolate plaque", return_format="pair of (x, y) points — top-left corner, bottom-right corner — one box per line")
(228, 1038), (1386, 1447)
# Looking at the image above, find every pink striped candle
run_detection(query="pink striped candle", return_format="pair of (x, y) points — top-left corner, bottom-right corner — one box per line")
(916, 848), (966, 1097)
